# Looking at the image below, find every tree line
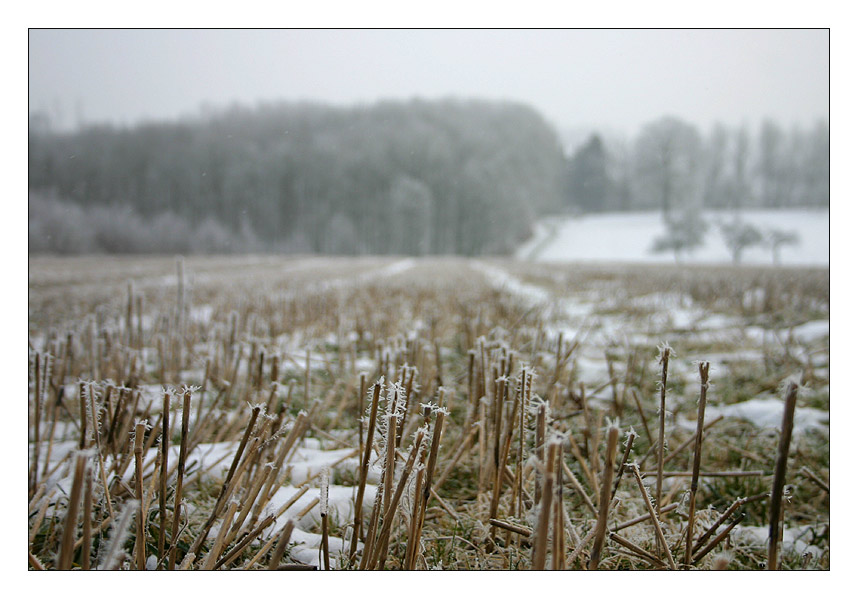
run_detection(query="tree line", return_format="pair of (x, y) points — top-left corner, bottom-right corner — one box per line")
(29, 99), (565, 255)
(28, 100), (828, 256)
(565, 116), (829, 216)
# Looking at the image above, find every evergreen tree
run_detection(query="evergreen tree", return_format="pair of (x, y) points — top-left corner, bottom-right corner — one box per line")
(566, 134), (610, 212)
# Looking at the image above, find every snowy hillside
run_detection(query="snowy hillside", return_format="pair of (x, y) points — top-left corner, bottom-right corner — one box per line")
(516, 209), (829, 266)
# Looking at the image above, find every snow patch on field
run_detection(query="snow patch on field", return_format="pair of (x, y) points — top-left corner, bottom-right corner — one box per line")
(31, 426), (376, 569)
(789, 319), (829, 342)
(470, 262), (595, 338)
(470, 262), (551, 306)
(189, 304), (214, 323)
(374, 258), (417, 278)
(518, 209), (829, 265)
(690, 396), (829, 434)
(731, 525), (825, 558)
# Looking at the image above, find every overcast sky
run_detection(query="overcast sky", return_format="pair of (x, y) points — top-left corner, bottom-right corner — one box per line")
(29, 28), (829, 136)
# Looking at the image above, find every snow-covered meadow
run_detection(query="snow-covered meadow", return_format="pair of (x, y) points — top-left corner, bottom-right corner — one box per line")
(516, 209), (829, 266)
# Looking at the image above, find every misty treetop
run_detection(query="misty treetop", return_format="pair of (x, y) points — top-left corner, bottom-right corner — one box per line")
(564, 116), (829, 216)
(29, 99), (566, 255)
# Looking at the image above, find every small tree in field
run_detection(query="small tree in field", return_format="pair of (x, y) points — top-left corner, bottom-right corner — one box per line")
(650, 210), (709, 263)
(766, 228), (800, 265)
(719, 219), (764, 265)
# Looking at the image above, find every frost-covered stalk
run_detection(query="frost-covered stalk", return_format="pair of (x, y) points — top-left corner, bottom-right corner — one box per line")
(88, 381), (115, 520)
(466, 349), (477, 427)
(57, 451), (88, 570)
(30, 353), (41, 492)
(478, 392), (487, 494)
(78, 381), (89, 450)
(81, 466), (94, 570)
(254, 411), (309, 521)
(608, 531), (666, 568)
(405, 403), (446, 568)
(568, 525), (598, 568)
(98, 499), (138, 570)
(516, 369), (530, 521)
(396, 366), (417, 447)
(358, 373), (367, 460)
(631, 388), (654, 447)
(88, 318), (100, 382)
(133, 420), (147, 570)
(369, 429), (425, 569)
(135, 293), (143, 351)
(201, 499), (239, 570)
(662, 415), (723, 466)
(372, 411), (398, 566)
(800, 466), (829, 493)
(382, 412), (397, 520)
(227, 463), (273, 545)
(418, 401), (446, 524)
(404, 465), (426, 570)
(531, 440), (559, 570)
(158, 389), (170, 566)
(768, 381), (799, 570)
(267, 519), (295, 570)
(359, 479), (385, 570)
(612, 429), (637, 500)
(189, 404), (261, 560)
(320, 467), (330, 570)
(176, 256), (184, 338)
(551, 442), (566, 570)
(692, 512), (745, 565)
(590, 408), (604, 477)
(490, 381), (518, 521)
(534, 401), (546, 505)
(215, 513), (277, 570)
(157, 335), (167, 386)
(350, 381), (382, 564)
(691, 492), (767, 555)
(561, 459), (597, 517)
(567, 430), (596, 494)
(432, 421), (478, 493)
(489, 518), (532, 538)
(168, 388), (192, 570)
(656, 344), (671, 513)
(434, 339), (444, 389)
(178, 552), (196, 570)
(588, 423), (619, 570)
(43, 341), (68, 478)
(685, 361), (710, 567)
(254, 348), (265, 392)
(490, 372), (504, 490)
(304, 348), (311, 402)
(630, 463), (676, 570)
(28, 492), (51, 551)
(126, 281), (134, 347)
(606, 349), (622, 417)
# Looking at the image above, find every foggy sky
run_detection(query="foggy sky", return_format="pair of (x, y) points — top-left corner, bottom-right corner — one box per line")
(28, 29), (829, 135)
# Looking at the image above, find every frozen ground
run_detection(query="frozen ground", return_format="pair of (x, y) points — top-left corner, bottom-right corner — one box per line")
(516, 209), (829, 265)
(28, 254), (829, 569)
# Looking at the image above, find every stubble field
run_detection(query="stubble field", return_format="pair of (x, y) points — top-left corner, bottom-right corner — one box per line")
(27, 255), (830, 570)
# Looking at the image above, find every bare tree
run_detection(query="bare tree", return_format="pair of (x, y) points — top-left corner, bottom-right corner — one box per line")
(633, 116), (704, 221)
(651, 209), (709, 263)
(766, 228), (800, 265)
(719, 219), (764, 265)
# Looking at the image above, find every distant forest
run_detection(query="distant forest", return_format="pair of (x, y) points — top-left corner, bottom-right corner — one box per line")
(28, 99), (829, 255)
